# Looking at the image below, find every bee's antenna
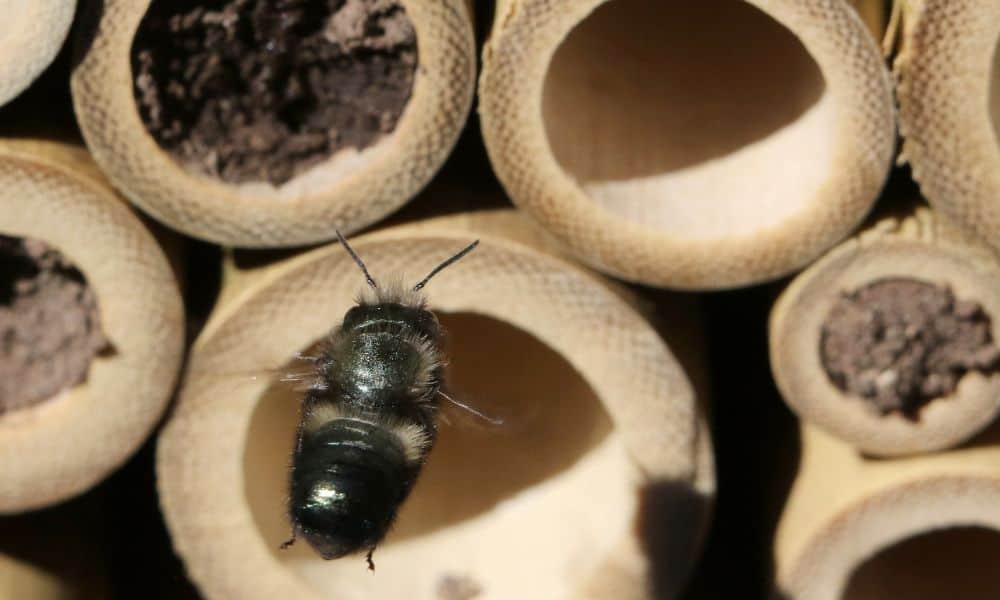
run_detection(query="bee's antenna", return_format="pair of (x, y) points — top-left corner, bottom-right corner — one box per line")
(412, 240), (480, 292)
(336, 230), (377, 289)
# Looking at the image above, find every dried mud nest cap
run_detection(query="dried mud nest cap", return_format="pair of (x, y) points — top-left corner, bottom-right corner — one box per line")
(0, 0), (75, 107)
(770, 213), (1000, 456)
(71, 0), (475, 247)
(895, 0), (1000, 255)
(0, 140), (184, 513)
(480, 0), (895, 289)
(157, 211), (713, 600)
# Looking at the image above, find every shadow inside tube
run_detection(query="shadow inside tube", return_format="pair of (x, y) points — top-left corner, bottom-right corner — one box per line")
(543, 0), (825, 184)
(843, 527), (1000, 600)
(243, 312), (611, 557)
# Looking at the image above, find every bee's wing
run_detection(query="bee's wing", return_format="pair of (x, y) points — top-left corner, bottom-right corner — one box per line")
(201, 352), (319, 396)
(434, 388), (537, 435)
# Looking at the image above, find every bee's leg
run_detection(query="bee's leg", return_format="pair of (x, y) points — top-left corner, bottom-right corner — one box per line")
(280, 530), (297, 550)
(366, 547), (376, 572)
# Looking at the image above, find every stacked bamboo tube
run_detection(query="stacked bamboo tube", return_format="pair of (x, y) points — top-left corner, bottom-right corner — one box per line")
(767, 1), (1000, 593)
(480, 0), (896, 289)
(894, 0), (1000, 255)
(0, 140), (184, 513)
(157, 211), (714, 600)
(770, 206), (1000, 456)
(775, 422), (1000, 600)
(71, 0), (476, 246)
(0, 1), (75, 107)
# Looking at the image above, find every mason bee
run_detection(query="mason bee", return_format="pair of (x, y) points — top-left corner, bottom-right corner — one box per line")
(279, 231), (488, 570)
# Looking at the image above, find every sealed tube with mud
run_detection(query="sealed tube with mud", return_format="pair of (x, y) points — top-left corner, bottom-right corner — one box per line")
(770, 205), (1000, 456)
(0, 1), (75, 107)
(775, 421), (1000, 600)
(894, 0), (1000, 255)
(71, 0), (476, 247)
(479, 0), (895, 290)
(157, 210), (714, 600)
(0, 140), (184, 513)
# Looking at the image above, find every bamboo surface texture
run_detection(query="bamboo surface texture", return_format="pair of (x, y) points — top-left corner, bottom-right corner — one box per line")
(0, 0), (75, 108)
(770, 206), (1000, 456)
(0, 140), (184, 513)
(157, 210), (713, 600)
(70, 0), (476, 247)
(894, 0), (1000, 255)
(775, 421), (1000, 599)
(479, 0), (895, 289)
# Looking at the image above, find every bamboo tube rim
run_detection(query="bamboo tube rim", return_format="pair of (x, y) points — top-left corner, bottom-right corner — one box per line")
(770, 216), (1000, 456)
(776, 424), (1000, 599)
(0, 0), (75, 107)
(480, 0), (895, 289)
(0, 140), (184, 513)
(158, 210), (712, 599)
(895, 0), (1000, 253)
(71, 0), (475, 247)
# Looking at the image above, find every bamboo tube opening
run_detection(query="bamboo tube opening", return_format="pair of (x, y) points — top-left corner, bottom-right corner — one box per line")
(775, 424), (1000, 599)
(72, 0), (475, 246)
(130, 0), (417, 187)
(158, 212), (712, 599)
(0, 140), (184, 513)
(0, 0), (75, 107)
(245, 313), (622, 598)
(843, 526), (1000, 599)
(481, 0), (894, 289)
(770, 210), (1000, 456)
(0, 235), (109, 414)
(543, 0), (828, 240)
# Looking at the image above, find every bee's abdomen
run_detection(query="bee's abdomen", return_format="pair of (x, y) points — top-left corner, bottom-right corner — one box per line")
(289, 418), (414, 560)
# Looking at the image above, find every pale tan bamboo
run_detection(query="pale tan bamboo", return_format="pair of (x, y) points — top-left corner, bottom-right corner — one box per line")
(0, 1), (75, 107)
(0, 139), (184, 513)
(70, 0), (475, 247)
(157, 210), (713, 600)
(775, 422), (1000, 599)
(480, 0), (895, 290)
(770, 206), (1000, 456)
(894, 0), (1000, 254)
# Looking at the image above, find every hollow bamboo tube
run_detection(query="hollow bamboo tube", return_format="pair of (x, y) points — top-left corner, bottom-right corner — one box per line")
(770, 205), (1000, 456)
(894, 0), (1000, 255)
(479, 0), (895, 290)
(775, 421), (1000, 599)
(70, 0), (476, 247)
(157, 210), (714, 600)
(0, 1), (75, 108)
(0, 139), (184, 513)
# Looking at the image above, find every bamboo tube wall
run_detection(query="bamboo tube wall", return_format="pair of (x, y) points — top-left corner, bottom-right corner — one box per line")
(71, 0), (476, 247)
(0, 140), (184, 513)
(0, 1), (75, 108)
(480, 0), (895, 289)
(157, 211), (714, 600)
(770, 204), (1000, 456)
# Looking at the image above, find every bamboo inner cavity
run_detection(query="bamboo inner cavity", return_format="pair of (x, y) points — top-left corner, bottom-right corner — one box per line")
(242, 312), (626, 599)
(542, 0), (831, 240)
(843, 527), (1000, 599)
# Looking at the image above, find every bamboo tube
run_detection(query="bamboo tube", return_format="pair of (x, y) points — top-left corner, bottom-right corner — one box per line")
(70, 0), (475, 247)
(0, 139), (184, 513)
(775, 422), (1000, 599)
(0, 1), (75, 108)
(157, 210), (714, 600)
(479, 0), (895, 290)
(894, 0), (1000, 254)
(770, 205), (1000, 456)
